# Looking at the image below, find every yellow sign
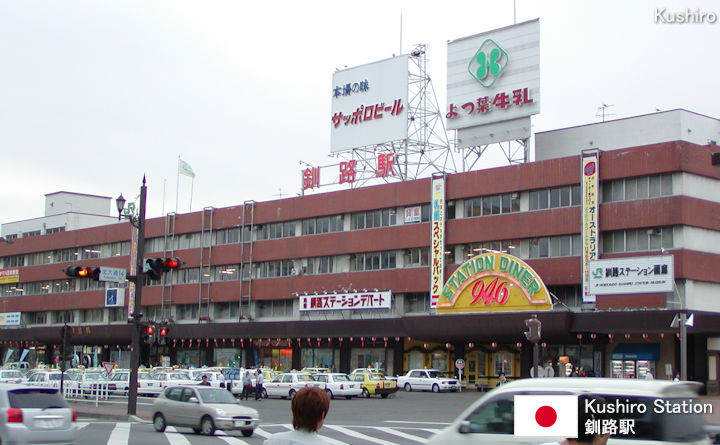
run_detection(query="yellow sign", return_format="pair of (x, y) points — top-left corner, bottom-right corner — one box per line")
(581, 149), (599, 304)
(0, 268), (19, 284)
(438, 253), (552, 313)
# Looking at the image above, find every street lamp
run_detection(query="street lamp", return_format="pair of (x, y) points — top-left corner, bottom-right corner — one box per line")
(116, 176), (148, 416)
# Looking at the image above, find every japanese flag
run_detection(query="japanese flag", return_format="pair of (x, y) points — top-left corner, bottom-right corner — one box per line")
(514, 395), (578, 437)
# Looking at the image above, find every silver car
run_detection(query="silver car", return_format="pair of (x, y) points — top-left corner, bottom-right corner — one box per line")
(152, 385), (259, 437)
(0, 383), (78, 445)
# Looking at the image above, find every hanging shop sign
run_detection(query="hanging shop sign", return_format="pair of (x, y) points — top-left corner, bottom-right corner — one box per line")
(438, 252), (552, 313)
(588, 255), (674, 295)
(299, 290), (391, 312)
(581, 149), (600, 304)
(430, 174), (446, 310)
(0, 268), (19, 284)
(0, 312), (21, 326)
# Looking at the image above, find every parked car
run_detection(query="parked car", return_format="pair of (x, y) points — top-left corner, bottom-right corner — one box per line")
(1, 362), (31, 375)
(300, 367), (331, 374)
(263, 373), (318, 399)
(152, 371), (196, 389)
(351, 372), (399, 398)
(27, 370), (63, 388)
(0, 370), (28, 384)
(397, 369), (459, 392)
(152, 385), (258, 437)
(426, 377), (715, 444)
(193, 371), (226, 388)
(108, 370), (161, 396)
(69, 371), (109, 396)
(0, 383), (78, 444)
(313, 373), (362, 399)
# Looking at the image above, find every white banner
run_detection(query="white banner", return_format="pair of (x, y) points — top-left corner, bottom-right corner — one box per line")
(0, 312), (21, 326)
(299, 291), (391, 312)
(430, 175), (446, 309)
(588, 255), (674, 295)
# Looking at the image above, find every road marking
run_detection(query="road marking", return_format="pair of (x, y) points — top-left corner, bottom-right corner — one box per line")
(324, 425), (398, 445)
(164, 426), (193, 445)
(106, 422), (131, 445)
(253, 427), (272, 439)
(421, 428), (441, 434)
(216, 430), (249, 444)
(374, 427), (428, 443)
(384, 420), (450, 425)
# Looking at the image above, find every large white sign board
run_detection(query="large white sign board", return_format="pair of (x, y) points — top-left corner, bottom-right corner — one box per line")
(299, 291), (391, 312)
(588, 255), (674, 295)
(447, 19), (540, 147)
(330, 56), (409, 153)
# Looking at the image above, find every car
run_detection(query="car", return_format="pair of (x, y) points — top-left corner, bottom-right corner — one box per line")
(1, 362), (31, 375)
(0, 370), (28, 384)
(108, 370), (161, 396)
(351, 372), (399, 398)
(152, 371), (196, 389)
(152, 385), (259, 437)
(300, 367), (331, 374)
(69, 371), (109, 396)
(26, 370), (63, 388)
(263, 373), (318, 399)
(397, 369), (459, 392)
(426, 377), (716, 444)
(192, 371), (227, 388)
(313, 373), (362, 399)
(0, 383), (78, 445)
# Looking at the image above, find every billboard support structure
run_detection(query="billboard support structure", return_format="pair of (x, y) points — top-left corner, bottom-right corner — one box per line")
(460, 138), (530, 172)
(331, 44), (456, 188)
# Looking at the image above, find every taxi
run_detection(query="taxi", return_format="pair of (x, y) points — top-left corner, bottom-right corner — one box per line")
(350, 372), (398, 398)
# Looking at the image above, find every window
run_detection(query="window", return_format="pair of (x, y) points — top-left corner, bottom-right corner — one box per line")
(528, 235), (581, 258)
(260, 222), (296, 240)
(465, 193), (519, 217)
(547, 285), (582, 308)
(2, 255), (23, 268)
(403, 248), (429, 267)
(493, 352), (513, 376)
(463, 395), (515, 434)
(82, 309), (103, 323)
(257, 300), (293, 318)
(306, 257), (334, 275)
(602, 227), (674, 254)
(350, 208), (396, 230)
(214, 302), (238, 319)
(530, 185), (580, 210)
(56, 311), (75, 324)
(214, 265), (240, 281)
(603, 174), (672, 202)
(404, 293), (429, 313)
(177, 304), (198, 320)
(350, 252), (396, 271)
(302, 215), (343, 235)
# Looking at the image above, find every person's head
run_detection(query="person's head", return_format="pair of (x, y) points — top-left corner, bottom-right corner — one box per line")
(291, 386), (330, 432)
(202, 375), (208, 381)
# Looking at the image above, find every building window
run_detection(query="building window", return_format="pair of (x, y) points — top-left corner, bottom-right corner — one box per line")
(529, 185), (581, 210)
(213, 265), (240, 281)
(22, 230), (41, 238)
(259, 221), (296, 240)
(403, 293), (429, 313)
(214, 302), (238, 319)
(529, 235), (582, 258)
(257, 299), (293, 318)
(306, 256), (334, 275)
(109, 308), (126, 322)
(82, 309), (104, 323)
(403, 248), (429, 267)
(602, 226), (674, 254)
(463, 240), (520, 259)
(547, 285), (582, 308)
(257, 260), (294, 278)
(1, 255), (24, 268)
(602, 174), (672, 203)
(56, 310), (75, 324)
(46, 226), (65, 234)
(350, 208), (397, 230)
(350, 251), (397, 271)
(25, 312), (47, 325)
(177, 304), (198, 320)
(465, 193), (520, 217)
(302, 215), (343, 235)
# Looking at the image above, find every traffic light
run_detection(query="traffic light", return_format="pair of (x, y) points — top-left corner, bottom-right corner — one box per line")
(524, 316), (542, 343)
(158, 324), (169, 346)
(143, 323), (155, 345)
(145, 257), (182, 281)
(63, 266), (101, 281)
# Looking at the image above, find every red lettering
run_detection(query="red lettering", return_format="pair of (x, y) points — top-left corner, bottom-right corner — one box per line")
(469, 278), (509, 306)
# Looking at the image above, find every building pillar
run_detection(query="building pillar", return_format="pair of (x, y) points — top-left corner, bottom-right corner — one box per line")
(393, 340), (404, 376)
(291, 342), (302, 370)
(339, 340), (351, 373)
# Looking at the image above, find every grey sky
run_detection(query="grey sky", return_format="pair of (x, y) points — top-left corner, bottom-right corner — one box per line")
(1, 0), (718, 225)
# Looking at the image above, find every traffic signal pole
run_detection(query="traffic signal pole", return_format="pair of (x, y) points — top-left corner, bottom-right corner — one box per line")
(127, 178), (147, 416)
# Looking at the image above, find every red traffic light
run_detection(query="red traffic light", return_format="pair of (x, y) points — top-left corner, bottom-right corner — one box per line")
(145, 325), (155, 335)
(165, 258), (181, 269)
(158, 327), (168, 336)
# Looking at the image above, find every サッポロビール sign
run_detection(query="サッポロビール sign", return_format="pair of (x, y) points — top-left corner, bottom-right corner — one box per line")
(437, 252), (551, 313)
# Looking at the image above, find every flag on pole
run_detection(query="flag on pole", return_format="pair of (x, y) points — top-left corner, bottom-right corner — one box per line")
(178, 158), (195, 178)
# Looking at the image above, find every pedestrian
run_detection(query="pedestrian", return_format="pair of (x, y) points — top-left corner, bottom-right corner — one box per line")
(674, 373), (680, 381)
(498, 372), (507, 386)
(255, 371), (265, 401)
(644, 370), (654, 380)
(241, 371), (252, 400)
(199, 375), (211, 386)
(263, 386), (330, 445)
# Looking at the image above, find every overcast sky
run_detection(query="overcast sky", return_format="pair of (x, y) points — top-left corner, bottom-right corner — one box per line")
(1, 0), (718, 228)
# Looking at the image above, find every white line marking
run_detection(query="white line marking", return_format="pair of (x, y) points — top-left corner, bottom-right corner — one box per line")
(324, 425), (397, 445)
(421, 428), (441, 434)
(164, 426), (193, 445)
(384, 420), (450, 425)
(374, 427), (428, 443)
(106, 422), (130, 445)
(215, 430), (249, 444)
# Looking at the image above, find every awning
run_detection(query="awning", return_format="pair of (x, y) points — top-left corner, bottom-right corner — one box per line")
(611, 343), (660, 361)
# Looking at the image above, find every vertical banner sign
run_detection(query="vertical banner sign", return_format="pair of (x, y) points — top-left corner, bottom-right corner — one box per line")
(430, 174), (446, 310)
(581, 150), (600, 304)
(127, 226), (138, 320)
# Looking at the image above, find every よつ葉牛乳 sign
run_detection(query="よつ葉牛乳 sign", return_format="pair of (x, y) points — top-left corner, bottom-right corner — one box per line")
(438, 253), (552, 313)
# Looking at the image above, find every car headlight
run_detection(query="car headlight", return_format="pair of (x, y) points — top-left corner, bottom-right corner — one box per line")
(216, 409), (227, 417)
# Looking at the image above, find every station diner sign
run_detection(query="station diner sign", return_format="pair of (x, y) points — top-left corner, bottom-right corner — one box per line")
(438, 252), (552, 313)
(299, 290), (391, 312)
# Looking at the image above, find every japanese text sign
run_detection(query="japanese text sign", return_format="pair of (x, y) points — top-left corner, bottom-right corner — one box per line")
(299, 291), (392, 312)
(581, 150), (599, 304)
(0, 268), (19, 284)
(588, 255), (674, 295)
(430, 175), (446, 309)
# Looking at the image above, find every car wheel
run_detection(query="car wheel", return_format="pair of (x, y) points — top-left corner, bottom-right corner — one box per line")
(381, 393), (389, 399)
(261, 388), (268, 399)
(346, 396), (353, 400)
(192, 427), (201, 434)
(404, 383), (412, 392)
(201, 416), (216, 436)
(289, 389), (296, 400)
(241, 429), (254, 437)
(153, 413), (166, 433)
(432, 384), (440, 393)
(326, 389), (334, 399)
(362, 388), (371, 398)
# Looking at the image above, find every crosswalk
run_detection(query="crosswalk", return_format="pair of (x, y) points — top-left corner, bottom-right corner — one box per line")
(76, 420), (442, 445)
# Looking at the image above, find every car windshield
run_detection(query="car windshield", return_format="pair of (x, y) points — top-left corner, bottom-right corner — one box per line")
(169, 374), (188, 380)
(112, 373), (128, 381)
(333, 374), (351, 382)
(8, 388), (68, 409)
(138, 372), (153, 379)
(427, 371), (446, 378)
(297, 375), (315, 382)
(2, 371), (23, 378)
(369, 374), (385, 381)
(48, 374), (61, 381)
(85, 373), (105, 381)
(196, 388), (237, 404)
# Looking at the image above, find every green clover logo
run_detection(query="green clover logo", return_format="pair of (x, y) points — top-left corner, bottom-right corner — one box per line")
(468, 39), (508, 88)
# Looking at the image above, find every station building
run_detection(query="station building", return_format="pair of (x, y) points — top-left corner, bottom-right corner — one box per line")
(1, 109), (719, 392)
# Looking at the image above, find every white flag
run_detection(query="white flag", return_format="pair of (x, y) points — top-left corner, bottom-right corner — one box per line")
(514, 395), (578, 437)
(178, 159), (195, 178)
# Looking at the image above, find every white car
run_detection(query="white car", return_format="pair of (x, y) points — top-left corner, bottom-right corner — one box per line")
(397, 369), (459, 392)
(108, 370), (161, 396)
(427, 377), (714, 444)
(27, 371), (62, 388)
(69, 372), (109, 395)
(0, 370), (28, 384)
(263, 373), (318, 399)
(193, 372), (227, 388)
(153, 371), (196, 389)
(313, 373), (362, 399)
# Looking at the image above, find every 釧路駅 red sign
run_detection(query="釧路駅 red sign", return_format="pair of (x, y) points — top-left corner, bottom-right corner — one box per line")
(437, 252), (552, 313)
